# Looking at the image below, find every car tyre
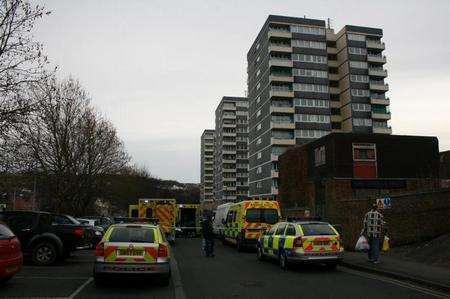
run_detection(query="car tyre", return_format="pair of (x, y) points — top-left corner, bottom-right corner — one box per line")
(32, 242), (57, 266)
(279, 251), (289, 270)
(256, 246), (265, 261)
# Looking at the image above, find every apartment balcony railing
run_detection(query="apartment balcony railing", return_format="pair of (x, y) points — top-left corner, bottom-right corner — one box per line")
(271, 121), (295, 129)
(271, 138), (295, 146)
(366, 40), (385, 50)
(372, 111), (391, 120)
(369, 82), (389, 92)
(269, 43), (292, 53)
(268, 28), (292, 38)
(270, 106), (295, 114)
(367, 54), (387, 64)
(373, 126), (392, 134)
(269, 57), (293, 68)
(368, 68), (388, 77)
(370, 96), (390, 105)
(269, 86), (294, 98)
(269, 72), (293, 83)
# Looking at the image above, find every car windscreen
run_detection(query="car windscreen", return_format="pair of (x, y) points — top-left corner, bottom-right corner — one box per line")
(245, 209), (278, 224)
(108, 226), (155, 243)
(301, 223), (336, 236)
(66, 215), (81, 225)
(0, 224), (15, 239)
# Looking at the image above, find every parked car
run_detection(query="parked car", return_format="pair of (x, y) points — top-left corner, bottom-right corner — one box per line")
(0, 211), (93, 265)
(93, 223), (171, 286)
(81, 216), (112, 231)
(0, 223), (22, 283)
(77, 218), (104, 247)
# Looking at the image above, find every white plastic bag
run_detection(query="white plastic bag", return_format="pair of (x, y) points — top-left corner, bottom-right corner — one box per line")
(355, 235), (370, 251)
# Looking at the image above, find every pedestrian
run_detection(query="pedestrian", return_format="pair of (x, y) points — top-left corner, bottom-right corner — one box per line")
(363, 203), (385, 264)
(201, 215), (215, 257)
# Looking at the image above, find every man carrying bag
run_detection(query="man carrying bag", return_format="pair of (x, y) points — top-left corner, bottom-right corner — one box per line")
(362, 204), (385, 264)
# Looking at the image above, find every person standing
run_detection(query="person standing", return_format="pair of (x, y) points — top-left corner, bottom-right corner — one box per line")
(363, 204), (385, 264)
(201, 215), (215, 257)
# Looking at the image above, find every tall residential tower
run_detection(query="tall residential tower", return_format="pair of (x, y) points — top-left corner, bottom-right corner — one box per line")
(247, 15), (390, 198)
(213, 97), (249, 202)
(200, 129), (215, 202)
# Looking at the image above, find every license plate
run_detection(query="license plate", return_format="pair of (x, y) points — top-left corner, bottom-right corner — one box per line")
(313, 241), (330, 246)
(117, 249), (144, 256)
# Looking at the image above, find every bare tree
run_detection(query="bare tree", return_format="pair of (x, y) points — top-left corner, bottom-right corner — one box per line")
(0, 0), (51, 134)
(21, 78), (129, 215)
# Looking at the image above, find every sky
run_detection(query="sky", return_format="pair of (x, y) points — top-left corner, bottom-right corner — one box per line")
(30, 0), (450, 183)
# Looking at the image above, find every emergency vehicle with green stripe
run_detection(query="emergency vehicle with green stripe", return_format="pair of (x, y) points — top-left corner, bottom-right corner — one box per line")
(223, 200), (281, 251)
(257, 221), (344, 269)
(93, 223), (171, 285)
(137, 199), (177, 244)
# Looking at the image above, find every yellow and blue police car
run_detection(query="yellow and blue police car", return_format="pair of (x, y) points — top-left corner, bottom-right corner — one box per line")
(256, 220), (343, 270)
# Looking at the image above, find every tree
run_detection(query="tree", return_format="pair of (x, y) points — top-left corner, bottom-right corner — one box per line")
(21, 78), (129, 215)
(0, 0), (51, 134)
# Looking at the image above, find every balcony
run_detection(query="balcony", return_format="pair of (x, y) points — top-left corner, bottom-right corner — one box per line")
(270, 106), (294, 114)
(271, 122), (295, 129)
(223, 113), (236, 119)
(269, 58), (293, 68)
(271, 154), (279, 161)
(271, 138), (295, 146)
(223, 177), (236, 182)
(223, 168), (236, 173)
(370, 82), (389, 92)
(366, 40), (385, 50)
(269, 74), (293, 83)
(370, 97), (390, 105)
(222, 159), (236, 164)
(271, 170), (279, 178)
(222, 149), (236, 154)
(369, 68), (388, 77)
(268, 29), (292, 39)
(269, 87), (294, 98)
(331, 115), (342, 122)
(329, 73), (340, 81)
(223, 131), (236, 137)
(328, 60), (338, 68)
(327, 47), (337, 54)
(269, 43), (292, 53)
(329, 87), (340, 94)
(372, 112), (391, 120)
(367, 54), (387, 64)
(271, 187), (279, 195)
(373, 126), (392, 134)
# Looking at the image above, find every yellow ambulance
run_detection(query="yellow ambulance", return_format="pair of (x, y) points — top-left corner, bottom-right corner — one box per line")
(223, 200), (281, 251)
(137, 199), (177, 244)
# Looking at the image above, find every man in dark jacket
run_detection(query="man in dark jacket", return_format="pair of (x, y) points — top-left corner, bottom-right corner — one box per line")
(201, 215), (214, 257)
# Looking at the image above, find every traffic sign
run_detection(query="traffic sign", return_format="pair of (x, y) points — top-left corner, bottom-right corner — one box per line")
(376, 197), (391, 209)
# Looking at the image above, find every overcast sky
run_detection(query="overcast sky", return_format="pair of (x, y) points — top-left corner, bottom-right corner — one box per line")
(30, 0), (450, 183)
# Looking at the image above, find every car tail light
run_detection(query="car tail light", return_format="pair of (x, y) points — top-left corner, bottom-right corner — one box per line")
(158, 244), (168, 257)
(294, 237), (303, 248)
(94, 242), (104, 257)
(74, 228), (84, 238)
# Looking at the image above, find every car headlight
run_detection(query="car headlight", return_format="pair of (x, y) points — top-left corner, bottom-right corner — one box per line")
(95, 231), (102, 236)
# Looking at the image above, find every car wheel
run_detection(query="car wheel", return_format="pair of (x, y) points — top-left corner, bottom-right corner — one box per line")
(279, 251), (289, 270)
(256, 246), (265, 261)
(32, 242), (57, 266)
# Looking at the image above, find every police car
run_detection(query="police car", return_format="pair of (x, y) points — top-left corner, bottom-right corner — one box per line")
(256, 220), (343, 270)
(93, 223), (171, 285)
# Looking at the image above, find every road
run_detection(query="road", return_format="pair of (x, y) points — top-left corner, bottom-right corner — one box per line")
(1, 238), (448, 299)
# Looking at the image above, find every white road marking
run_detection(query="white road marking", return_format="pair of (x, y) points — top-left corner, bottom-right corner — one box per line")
(339, 267), (450, 299)
(170, 255), (187, 299)
(67, 277), (93, 299)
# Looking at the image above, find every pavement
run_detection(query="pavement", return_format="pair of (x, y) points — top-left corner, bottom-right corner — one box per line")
(341, 251), (450, 293)
(1, 238), (449, 299)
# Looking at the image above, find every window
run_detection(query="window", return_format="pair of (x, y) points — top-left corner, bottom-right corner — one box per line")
(256, 69), (260, 76)
(109, 227), (155, 243)
(256, 182), (262, 188)
(352, 103), (372, 112)
(347, 33), (366, 41)
(257, 167), (262, 174)
(256, 138), (262, 145)
(275, 223), (287, 235)
(246, 209), (279, 224)
(271, 115), (293, 123)
(291, 39), (326, 49)
(0, 224), (14, 238)
(294, 98), (329, 108)
(373, 121), (388, 128)
(257, 55), (260, 62)
(285, 225), (296, 236)
(350, 74), (369, 83)
(256, 96), (261, 104)
(353, 143), (376, 161)
(295, 114), (330, 123)
(292, 54), (327, 64)
(256, 83), (260, 90)
(291, 25), (325, 35)
(272, 146), (287, 155)
(257, 110), (261, 117)
(348, 47), (367, 55)
(301, 223), (336, 236)
(295, 129), (329, 139)
(293, 83), (329, 93)
(272, 130), (294, 139)
(351, 89), (370, 97)
(293, 68), (328, 78)
(257, 123), (261, 131)
(256, 42), (260, 50)
(257, 152), (262, 159)
(267, 224), (277, 235)
(314, 146), (326, 166)
(349, 61), (368, 69)
(353, 118), (373, 127)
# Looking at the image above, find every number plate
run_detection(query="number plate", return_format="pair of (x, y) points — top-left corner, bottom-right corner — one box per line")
(117, 249), (144, 256)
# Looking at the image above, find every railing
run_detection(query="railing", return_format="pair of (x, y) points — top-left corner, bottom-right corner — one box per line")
(270, 72), (292, 77)
(368, 54), (386, 59)
(270, 86), (292, 92)
(270, 43), (290, 48)
(269, 27), (290, 33)
(370, 80), (387, 85)
(371, 93), (386, 99)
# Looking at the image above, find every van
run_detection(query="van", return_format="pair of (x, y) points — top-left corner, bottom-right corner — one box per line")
(212, 203), (233, 238)
(223, 200), (281, 251)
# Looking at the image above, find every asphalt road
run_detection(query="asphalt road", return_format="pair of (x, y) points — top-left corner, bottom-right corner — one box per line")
(1, 238), (448, 299)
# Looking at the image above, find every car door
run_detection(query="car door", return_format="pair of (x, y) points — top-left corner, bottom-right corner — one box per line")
(272, 222), (287, 256)
(283, 224), (298, 253)
(262, 224), (277, 257)
(5, 212), (37, 249)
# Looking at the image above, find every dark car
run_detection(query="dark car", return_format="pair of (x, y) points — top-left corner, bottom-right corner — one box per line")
(81, 216), (112, 231)
(0, 223), (23, 283)
(0, 211), (92, 265)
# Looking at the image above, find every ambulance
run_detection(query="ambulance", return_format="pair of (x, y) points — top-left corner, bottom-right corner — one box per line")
(223, 200), (281, 251)
(137, 199), (177, 244)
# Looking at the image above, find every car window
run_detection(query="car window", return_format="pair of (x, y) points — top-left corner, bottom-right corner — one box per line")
(266, 224), (277, 236)
(0, 224), (15, 239)
(53, 215), (73, 225)
(108, 226), (155, 243)
(245, 209), (278, 224)
(39, 213), (54, 225)
(285, 225), (296, 236)
(65, 215), (80, 225)
(301, 223), (336, 236)
(275, 223), (286, 235)
(7, 213), (35, 231)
